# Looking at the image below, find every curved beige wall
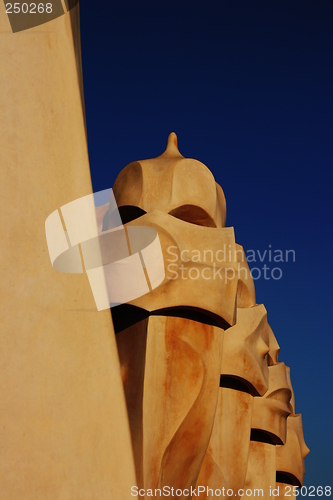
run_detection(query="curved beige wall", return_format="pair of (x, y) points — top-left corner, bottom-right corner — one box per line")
(0, 4), (136, 498)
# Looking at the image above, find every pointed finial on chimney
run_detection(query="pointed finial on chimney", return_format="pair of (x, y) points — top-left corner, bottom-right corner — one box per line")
(161, 132), (184, 158)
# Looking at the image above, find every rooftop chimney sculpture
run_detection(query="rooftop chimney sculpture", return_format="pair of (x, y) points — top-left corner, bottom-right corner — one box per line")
(105, 133), (309, 498)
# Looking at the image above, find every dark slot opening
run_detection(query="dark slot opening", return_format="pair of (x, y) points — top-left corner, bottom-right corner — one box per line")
(276, 472), (301, 488)
(220, 375), (257, 395)
(111, 304), (231, 334)
(169, 205), (216, 227)
(250, 429), (283, 446)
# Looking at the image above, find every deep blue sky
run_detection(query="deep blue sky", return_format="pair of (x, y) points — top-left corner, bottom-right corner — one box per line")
(80, 0), (333, 489)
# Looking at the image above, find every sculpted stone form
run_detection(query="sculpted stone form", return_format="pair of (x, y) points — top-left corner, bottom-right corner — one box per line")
(268, 325), (280, 366)
(126, 210), (238, 327)
(197, 386), (253, 499)
(221, 305), (271, 396)
(236, 245), (256, 308)
(112, 132), (226, 228)
(245, 441), (277, 500)
(276, 414), (309, 487)
(244, 362), (293, 499)
(275, 369), (309, 495)
(251, 362), (292, 445)
(104, 138), (239, 330)
(197, 305), (281, 498)
(117, 316), (224, 496)
(286, 366), (296, 416)
(112, 136), (240, 497)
